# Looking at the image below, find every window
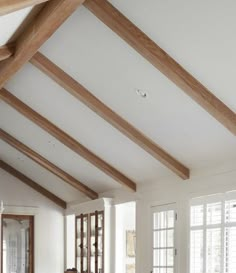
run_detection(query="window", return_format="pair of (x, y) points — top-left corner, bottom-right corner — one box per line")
(1, 214), (34, 273)
(190, 193), (236, 273)
(152, 204), (176, 273)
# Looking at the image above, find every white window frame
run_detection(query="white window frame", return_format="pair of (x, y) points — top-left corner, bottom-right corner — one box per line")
(189, 191), (236, 273)
(151, 203), (177, 273)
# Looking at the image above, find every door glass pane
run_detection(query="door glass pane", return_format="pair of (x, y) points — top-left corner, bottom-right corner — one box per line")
(167, 230), (174, 247)
(154, 230), (166, 248)
(167, 249), (174, 266)
(153, 249), (166, 267)
(168, 211), (174, 228)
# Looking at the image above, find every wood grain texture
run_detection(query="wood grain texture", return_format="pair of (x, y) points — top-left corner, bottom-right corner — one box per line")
(0, 129), (98, 199)
(0, 89), (136, 191)
(31, 52), (190, 180)
(0, 160), (67, 209)
(0, 44), (15, 61)
(84, 0), (236, 136)
(0, 0), (85, 88)
(0, 0), (49, 15)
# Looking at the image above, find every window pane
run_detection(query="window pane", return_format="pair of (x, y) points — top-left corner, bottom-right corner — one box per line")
(207, 202), (222, 225)
(190, 230), (203, 273)
(206, 228), (221, 273)
(225, 200), (236, 223)
(225, 227), (236, 273)
(191, 205), (204, 226)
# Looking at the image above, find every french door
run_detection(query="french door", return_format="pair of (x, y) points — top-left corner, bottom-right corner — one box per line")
(152, 204), (177, 273)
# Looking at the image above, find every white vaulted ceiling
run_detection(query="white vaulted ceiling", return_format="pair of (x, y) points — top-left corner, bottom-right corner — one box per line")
(0, 0), (236, 204)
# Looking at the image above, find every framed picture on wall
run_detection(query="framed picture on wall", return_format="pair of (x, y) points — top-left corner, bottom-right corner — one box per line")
(126, 230), (136, 257)
(126, 264), (135, 273)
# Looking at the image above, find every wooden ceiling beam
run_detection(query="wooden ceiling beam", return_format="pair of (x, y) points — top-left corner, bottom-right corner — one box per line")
(0, 160), (67, 209)
(0, 129), (98, 199)
(84, 0), (236, 136)
(31, 52), (190, 180)
(0, 0), (85, 88)
(0, 44), (15, 62)
(0, 89), (136, 191)
(0, 0), (49, 15)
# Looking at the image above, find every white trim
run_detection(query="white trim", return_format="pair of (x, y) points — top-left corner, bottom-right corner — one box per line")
(66, 198), (113, 216)
(3, 205), (38, 215)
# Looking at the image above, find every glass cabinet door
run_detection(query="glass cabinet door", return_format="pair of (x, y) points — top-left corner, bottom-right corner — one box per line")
(90, 211), (104, 273)
(97, 212), (104, 273)
(90, 214), (96, 273)
(76, 214), (89, 273)
(76, 211), (104, 273)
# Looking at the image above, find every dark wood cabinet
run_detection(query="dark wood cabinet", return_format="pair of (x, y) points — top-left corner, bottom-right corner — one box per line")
(76, 211), (104, 273)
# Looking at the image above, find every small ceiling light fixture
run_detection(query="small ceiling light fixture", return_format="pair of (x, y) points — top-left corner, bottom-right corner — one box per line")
(135, 88), (148, 98)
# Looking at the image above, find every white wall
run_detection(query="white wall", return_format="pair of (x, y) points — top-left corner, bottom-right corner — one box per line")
(0, 169), (65, 273)
(115, 202), (136, 273)
(100, 160), (236, 273)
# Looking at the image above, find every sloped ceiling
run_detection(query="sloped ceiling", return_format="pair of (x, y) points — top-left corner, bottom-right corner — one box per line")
(0, 0), (236, 204)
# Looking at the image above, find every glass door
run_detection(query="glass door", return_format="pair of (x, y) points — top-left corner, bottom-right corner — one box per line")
(152, 205), (176, 273)
(1, 214), (34, 273)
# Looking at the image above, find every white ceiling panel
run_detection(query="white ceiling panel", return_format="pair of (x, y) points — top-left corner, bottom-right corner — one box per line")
(5, 63), (174, 183)
(1, 1), (236, 199)
(109, 0), (236, 112)
(36, 6), (236, 169)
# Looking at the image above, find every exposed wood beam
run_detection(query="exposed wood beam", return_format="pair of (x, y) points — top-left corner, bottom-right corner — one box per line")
(0, 129), (98, 199)
(0, 0), (85, 88)
(31, 52), (190, 180)
(0, 0), (49, 15)
(0, 89), (136, 191)
(0, 160), (67, 209)
(0, 43), (15, 62)
(84, 0), (236, 136)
